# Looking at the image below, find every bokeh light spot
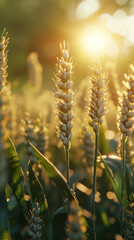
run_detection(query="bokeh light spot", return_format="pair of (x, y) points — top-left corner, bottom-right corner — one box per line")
(76, 0), (100, 20)
(115, 0), (128, 6)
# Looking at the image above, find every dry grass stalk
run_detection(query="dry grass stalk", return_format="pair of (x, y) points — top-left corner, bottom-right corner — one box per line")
(107, 75), (119, 108)
(36, 119), (48, 155)
(80, 126), (94, 167)
(0, 30), (9, 190)
(117, 92), (134, 137)
(117, 136), (134, 166)
(55, 41), (73, 148)
(27, 52), (43, 92)
(123, 63), (134, 104)
(22, 116), (37, 163)
(0, 29), (9, 93)
(117, 62), (134, 136)
(88, 59), (107, 240)
(0, 94), (9, 190)
(88, 60), (107, 135)
(105, 62), (120, 107)
(117, 63), (134, 236)
(77, 80), (88, 112)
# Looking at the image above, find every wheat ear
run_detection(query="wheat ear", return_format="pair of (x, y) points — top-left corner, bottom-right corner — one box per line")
(28, 202), (43, 240)
(55, 41), (74, 212)
(117, 62), (134, 236)
(55, 41), (73, 187)
(88, 59), (107, 240)
(0, 30), (9, 190)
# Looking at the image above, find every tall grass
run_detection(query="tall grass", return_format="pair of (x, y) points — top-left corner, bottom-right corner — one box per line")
(0, 30), (134, 240)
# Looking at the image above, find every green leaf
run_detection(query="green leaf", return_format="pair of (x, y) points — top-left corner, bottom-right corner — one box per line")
(52, 207), (68, 240)
(104, 156), (132, 200)
(99, 125), (110, 155)
(99, 155), (126, 207)
(0, 190), (11, 239)
(53, 202), (91, 240)
(29, 163), (53, 240)
(30, 143), (74, 200)
(6, 137), (27, 217)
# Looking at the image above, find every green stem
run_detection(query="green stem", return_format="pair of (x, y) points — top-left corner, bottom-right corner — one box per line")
(0, 189), (11, 239)
(121, 134), (126, 236)
(65, 146), (70, 212)
(66, 147), (70, 187)
(92, 133), (98, 240)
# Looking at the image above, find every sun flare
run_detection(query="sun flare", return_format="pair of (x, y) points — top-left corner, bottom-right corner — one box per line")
(82, 31), (107, 54)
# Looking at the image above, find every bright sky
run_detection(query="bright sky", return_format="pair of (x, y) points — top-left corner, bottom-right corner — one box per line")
(68, 0), (134, 58)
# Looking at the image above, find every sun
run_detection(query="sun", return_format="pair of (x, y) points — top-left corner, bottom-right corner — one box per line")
(79, 26), (119, 58)
(81, 29), (108, 55)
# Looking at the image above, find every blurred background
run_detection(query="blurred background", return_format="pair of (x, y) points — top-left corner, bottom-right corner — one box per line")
(1, 0), (134, 90)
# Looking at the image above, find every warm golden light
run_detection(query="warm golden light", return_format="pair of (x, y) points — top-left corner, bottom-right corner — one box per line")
(81, 26), (119, 58)
(82, 32), (106, 54)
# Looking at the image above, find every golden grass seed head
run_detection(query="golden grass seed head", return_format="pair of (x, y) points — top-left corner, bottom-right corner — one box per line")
(117, 91), (134, 137)
(123, 62), (134, 104)
(27, 52), (43, 92)
(0, 94), (9, 190)
(36, 119), (48, 155)
(105, 61), (120, 107)
(55, 41), (74, 148)
(23, 116), (37, 163)
(80, 126), (94, 167)
(77, 79), (89, 112)
(0, 30), (9, 93)
(88, 60), (107, 135)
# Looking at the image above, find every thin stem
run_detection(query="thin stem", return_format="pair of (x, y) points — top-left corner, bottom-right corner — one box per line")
(66, 146), (70, 187)
(92, 133), (98, 240)
(65, 146), (70, 212)
(121, 134), (126, 236)
(0, 189), (11, 238)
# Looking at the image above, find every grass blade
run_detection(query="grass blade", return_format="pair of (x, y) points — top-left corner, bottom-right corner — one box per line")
(29, 163), (53, 240)
(0, 189), (11, 239)
(6, 137), (27, 217)
(99, 154), (122, 205)
(30, 143), (74, 200)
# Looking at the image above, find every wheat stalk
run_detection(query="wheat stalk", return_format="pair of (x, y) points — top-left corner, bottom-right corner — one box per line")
(55, 41), (74, 187)
(80, 125), (94, 168)
(88, 60), (107, 135)
(27, 52), (43, 92)
(117, 62), (134, 236)
(36, 118), (48, 156)
(105, 62), (120, 107)
(54, 41), (74, 211)
(0, 29), (9, 190)
(0, 29), (9, 92)
(88, 59), (107, 240)
(55, 41), (73, 149)
(22, 116), (37, 164)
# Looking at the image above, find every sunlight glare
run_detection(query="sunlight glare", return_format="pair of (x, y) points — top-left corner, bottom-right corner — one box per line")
(81, 27), (119, 58)
(82, 32), (106, 53)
